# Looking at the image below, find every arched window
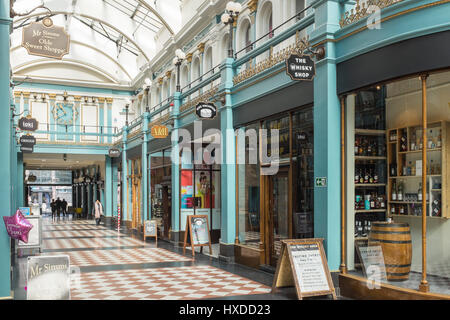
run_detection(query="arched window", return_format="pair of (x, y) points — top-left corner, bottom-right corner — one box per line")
(192, 57), (201, 84)
(221, 33), (230, 61)
(181, 65), (189, 89)
(204, 46), (213, 76)
(268, 12), (273, 39)
(245, 23), (252, 53)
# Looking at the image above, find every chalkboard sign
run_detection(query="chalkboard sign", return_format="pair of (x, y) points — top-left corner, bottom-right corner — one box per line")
(272, 239), (336, 300)
(27, 255), (70, 300)
(183, 215), (212, 257)
(20, 135), (36, 147)
(144, 220), (158, 245)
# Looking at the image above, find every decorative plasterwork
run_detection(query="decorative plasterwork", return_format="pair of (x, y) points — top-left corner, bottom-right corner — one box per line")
(179, 85), (219, 113)
(339, 0), (404, 28)
(197, 42), (206, 54)
(248, 0), (258, 14)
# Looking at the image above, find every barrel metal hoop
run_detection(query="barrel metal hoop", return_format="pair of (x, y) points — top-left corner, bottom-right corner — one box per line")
(368, 239), (412, 244)
(386, 272), (411, 276)
(385, 264), (412, 268)
(370, 230), (411, 234)
(372, 223), (409, 228)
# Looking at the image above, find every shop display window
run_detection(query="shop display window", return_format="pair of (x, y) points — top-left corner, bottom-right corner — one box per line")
(345, 70), (450, 296)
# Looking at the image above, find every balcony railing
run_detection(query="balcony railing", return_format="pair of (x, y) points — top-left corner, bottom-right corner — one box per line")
(339, 0), (405, 28)
(233, 6), (314, 86)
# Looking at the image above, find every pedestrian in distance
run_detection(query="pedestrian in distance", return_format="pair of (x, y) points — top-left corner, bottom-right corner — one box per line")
(94, 199), (104, 226)
(61, 198), (68, 220)
(55, 197), (62, 222)
(50, 199), (57, 222)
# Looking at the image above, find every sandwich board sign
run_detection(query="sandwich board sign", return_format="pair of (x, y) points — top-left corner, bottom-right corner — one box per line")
(144, 220), (158, 245)
(183, 215), (212, 257)
(272, 238), (337, 300)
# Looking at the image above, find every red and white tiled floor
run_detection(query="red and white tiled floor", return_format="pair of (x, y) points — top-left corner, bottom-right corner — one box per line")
(39, 217), (272, 300)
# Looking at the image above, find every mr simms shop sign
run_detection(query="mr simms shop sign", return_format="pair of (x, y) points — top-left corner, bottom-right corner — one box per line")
(22, 18), (70, 60)
(286, 54), (315, 81)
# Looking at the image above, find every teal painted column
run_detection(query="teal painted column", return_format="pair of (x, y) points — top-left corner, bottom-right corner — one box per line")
(99, 98), (105, 144)
(127, 159), (132, 222)
(105, 156), (112, 217)
(17, 153), (24, 208)
(142, 112), (149, 224)
(171, 92), (181, 239)
(121, 127), (128, 223)
(310, 0), (341, 271)
(0, 0), (12, 299)
(106, 98), (112, 143)
(219, 57), (236, 259)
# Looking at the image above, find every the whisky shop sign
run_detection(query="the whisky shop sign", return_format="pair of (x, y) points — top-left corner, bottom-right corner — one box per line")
(22, 17), (70, 60)
(286, 54), (315, 81)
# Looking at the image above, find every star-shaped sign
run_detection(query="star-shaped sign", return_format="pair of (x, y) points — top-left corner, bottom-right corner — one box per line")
(3, 210), (33, 243)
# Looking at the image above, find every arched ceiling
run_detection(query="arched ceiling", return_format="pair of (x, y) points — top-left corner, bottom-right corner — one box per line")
(10, 0), (182, 86)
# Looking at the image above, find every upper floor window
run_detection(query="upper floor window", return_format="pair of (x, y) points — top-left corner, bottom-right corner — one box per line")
(245, 24), (252, 52)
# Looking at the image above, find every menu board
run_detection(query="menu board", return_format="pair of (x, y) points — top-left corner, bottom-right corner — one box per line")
(183, 215), (212, 257)
(144, 220), (158, 245)
(272, 239), (336, 300)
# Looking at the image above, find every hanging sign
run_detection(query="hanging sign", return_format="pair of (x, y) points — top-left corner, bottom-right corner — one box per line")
(27, 255), (71, 300)
(195, 102), (217, 120)
(144, 220), (158, 245)
(22, 17), (70, 60)
(183, 215), (212, 257)
(20, 145), (34, 153)
(18, 116), (39, 132)
(285, 54), (315, 81)
(151, 125), (169, 139)
(108, 148), (121, 158)
(20, 135), (36, 147)
(272, 239), (337, 300)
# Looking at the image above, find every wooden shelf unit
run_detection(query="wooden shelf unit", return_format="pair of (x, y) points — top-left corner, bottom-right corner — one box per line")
(387, 121), (449, 219)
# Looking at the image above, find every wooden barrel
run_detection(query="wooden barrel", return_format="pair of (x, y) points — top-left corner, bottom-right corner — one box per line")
(368, 222), (412, 281)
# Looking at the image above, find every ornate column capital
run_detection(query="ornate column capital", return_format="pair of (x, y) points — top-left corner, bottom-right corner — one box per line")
(197, 42), (205, 54)
(186, 53), (193, 63)
(165, 70), (172, 78)
(248, 0), (258, 13)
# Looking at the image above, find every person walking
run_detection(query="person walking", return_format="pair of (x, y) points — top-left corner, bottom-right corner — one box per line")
(55, 197), (62, 222)
(61, 198), (68, 220)
(50, 199), (57, 222)
(94, 199), (104, 226)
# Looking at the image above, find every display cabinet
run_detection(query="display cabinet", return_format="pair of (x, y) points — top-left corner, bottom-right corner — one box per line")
(387, 121), (449, 219)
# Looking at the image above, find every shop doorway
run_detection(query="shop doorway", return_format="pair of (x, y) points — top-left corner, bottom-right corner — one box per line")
(265, 167), (290, 266)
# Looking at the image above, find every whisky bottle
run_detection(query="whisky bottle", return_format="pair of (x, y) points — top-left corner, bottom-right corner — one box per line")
(373, 170), (379, 184)
(398, 182), (404, 201)
(369, 169), (374, 184)
(364, 169), (369, 184)
(401, 132), (407, 151)
(355, 167), (360, 184)
(418, 183), (423, 201)
(437, 129), (442, 148)
(392, 180), (397, 201)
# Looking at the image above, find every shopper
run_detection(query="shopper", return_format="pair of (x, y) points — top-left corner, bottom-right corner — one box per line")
(94, 199), (103, 226)
(61, 199), (68, 220)
(50, 199), (57, 222)
(55, 197), (62, 221)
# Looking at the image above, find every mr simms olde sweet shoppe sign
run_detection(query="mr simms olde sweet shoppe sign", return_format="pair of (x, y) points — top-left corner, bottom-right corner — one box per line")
(22, 18), (70, 60)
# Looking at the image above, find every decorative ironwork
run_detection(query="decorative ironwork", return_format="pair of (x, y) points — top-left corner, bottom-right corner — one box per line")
(339, 0), (404, 28)
(233, 36), (310, 86)
(180, 86), (219, 113)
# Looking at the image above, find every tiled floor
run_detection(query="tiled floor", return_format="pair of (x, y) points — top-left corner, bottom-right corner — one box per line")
(13, 215), (291, 300)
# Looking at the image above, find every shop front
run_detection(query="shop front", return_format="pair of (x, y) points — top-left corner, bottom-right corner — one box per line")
(232, 79), (315, 270)
(338, 31), (450, 299)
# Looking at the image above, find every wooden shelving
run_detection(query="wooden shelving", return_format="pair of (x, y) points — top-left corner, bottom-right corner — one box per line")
(387, 121), (449, 219)
(355, 183), (386, 187)
(355, 209), (386, 213)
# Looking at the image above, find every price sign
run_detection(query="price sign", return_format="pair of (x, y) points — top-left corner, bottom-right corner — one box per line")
(272, 239), (336, 300)
(20, 135), (36, 147)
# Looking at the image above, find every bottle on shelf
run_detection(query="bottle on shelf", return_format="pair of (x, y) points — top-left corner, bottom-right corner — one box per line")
(355, 167), (360, 184)
(370, 193), (376, 209)
(392, 180), (397, 201)
(369, 169), (374, 184)
(355, 138), (359, 155)
(391, 204), (396, 215)
(390, 163), (397, 177)
(399, 205), (405, 215)
(411, 131), (416, 151)
(401, 131), (407, 151)
(364, 169), (369, 184)
(418, 183), (422, 202)
(428, 129), (434, 149)
(373, 170), (379, 183)
(398, 182), (404, 201)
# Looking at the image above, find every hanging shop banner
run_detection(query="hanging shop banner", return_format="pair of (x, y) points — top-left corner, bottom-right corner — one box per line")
(285, 54), (315, 81)
(27, 255), (71, 300)
(272, 239), (337, 300)
(151, 125), (169, 139)
(144, 220), (158, 245)
(18, 116), (39, 132)
(183, 215), (212, 257)
(108, 148), (121, 158)
(20, 135), (36, 147)
(196, 102), (217, 120)
(20, 145), (34, 153)
(22, 17), (70, 60)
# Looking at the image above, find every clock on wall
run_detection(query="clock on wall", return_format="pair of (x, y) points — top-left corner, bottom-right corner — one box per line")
(53, 102), (78, 125)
